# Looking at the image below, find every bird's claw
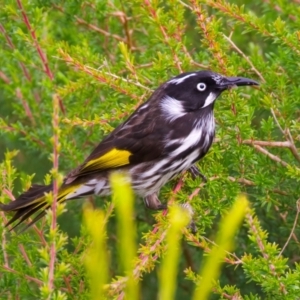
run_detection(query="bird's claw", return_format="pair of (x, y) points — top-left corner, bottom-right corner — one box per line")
(188, 165), (207, 182)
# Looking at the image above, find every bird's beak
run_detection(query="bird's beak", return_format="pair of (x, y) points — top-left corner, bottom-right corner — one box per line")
(218, 76), (259, 90)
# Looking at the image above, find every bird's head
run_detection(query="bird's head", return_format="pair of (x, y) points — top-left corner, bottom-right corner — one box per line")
(162, 70), (259, 115)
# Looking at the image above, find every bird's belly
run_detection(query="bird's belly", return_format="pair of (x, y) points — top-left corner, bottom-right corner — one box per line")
(129, 148), (201, 196)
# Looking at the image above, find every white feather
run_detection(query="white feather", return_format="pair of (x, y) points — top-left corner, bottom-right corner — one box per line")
(66, 184), (94, 199)
(160, 96), (186, 122)
(202, 92), (217, 108)
(179, 150), (199, 170)
(169, 73), (196, 85)
(172, 127), (202, 156)
(140, 158), (170, 178)
(95, 180), (106, 194)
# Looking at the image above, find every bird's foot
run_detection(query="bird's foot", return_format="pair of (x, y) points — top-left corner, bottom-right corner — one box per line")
(144, 193), (167, 210)
(188, 164), (207, 182)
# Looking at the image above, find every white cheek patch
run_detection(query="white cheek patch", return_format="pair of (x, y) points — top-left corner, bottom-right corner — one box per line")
(202, 92), (217, 108)
(169, 73), (196, 85)
(160, 96), (186, 122)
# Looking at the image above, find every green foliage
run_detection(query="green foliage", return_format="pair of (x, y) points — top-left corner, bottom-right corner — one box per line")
(1, 0), (300, 299)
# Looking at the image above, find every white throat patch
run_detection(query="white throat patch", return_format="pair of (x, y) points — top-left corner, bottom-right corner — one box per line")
(160, 96), (186, 122)
(202, 92), (217, 108)
(169, 73), (196, 85)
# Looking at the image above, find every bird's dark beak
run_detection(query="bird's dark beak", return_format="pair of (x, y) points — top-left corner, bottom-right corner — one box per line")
(218, 76), (259, 90)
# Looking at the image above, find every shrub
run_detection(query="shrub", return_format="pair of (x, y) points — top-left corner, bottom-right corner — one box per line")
(0, 0), (299, 299)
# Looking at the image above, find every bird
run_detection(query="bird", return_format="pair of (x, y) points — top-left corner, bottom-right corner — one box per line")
(0, 70), (258, 230)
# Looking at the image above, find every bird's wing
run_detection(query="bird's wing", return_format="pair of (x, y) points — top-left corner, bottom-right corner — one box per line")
(65, 104), (168, 183)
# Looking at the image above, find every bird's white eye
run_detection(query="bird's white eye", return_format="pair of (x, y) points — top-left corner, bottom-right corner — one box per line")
(197, 82), (206, 91)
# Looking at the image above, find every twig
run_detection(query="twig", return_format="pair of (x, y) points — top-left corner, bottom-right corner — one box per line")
(184, 231), (243, 265)
(88, 66), (152, 92)
(1, 266), (69, 292)
(75, 16), (126, 43)
(189, 0), (228, 73)
(221, 22), (300, 166)
(18, 244), (32, 267)
(286, 129), (300, 163)
(223, 34), (265, 83)
(118, 0), (133, 50)
(1, 213), (9, 267)
(16, 88), (35, 125)
(48, 94), (60, 295)
(0, 23), (31, 81)
(143, 0), (183, 72)
(244, 139), (300, 164)
(1, 265), (43, 285)
(0, 71), (10, 84)
(58, 49), (143, 101)
(243, 140), (291, 147)
(16, 0), (53, 80)
(245, 210), (288, 294)
(270, 108), (285, 135)
(16, 0), (66, 114)
(279, 199), (300, 256)
(0, 125), (46, 148)
(228, 176), (255, 186)
(252, 144), (289, 167)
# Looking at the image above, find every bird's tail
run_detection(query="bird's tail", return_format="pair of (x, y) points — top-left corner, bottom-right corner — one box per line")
(0, 183), (79, 231)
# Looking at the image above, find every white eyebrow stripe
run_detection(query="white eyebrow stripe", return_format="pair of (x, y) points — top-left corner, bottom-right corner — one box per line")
(168, 73), (197, 85)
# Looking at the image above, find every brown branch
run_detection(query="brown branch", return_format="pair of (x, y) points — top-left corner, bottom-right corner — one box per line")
(75, 17), (126, 43)
(1, 266), (68, 292)
(2, 265), (43, 285)
(189, 0), (228, 73)
(143, 0), (183, 72)
(245, 211), (288, 295)
(243, 139), (300, 163)
(0, 125), (46, 147)
(117, 2), (133, 50)
(207, 0), (300, 56)
(16, 1), (66, 114)
(48, 94), (60, 294)
(228, 176), (255, 186)
(16, 88), (35, 125)
(1, 213), (9, 268)
(286, 129), (300, 163)
(243, 140), (291, 147)
(58, 49), (143, 101)
(0, 71), (10, 84)
(16, 0), (53, 80)
(0, 23), (31, 81)
(184, 231), (243, 265)
(18, 244), (32, 267)
(252, 144), (289, 167)
(223, 34), (265, 83)
(270, 108), (285, 135)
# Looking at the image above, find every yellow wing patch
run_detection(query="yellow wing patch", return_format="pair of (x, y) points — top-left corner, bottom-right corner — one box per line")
(83, 148), (132, 171)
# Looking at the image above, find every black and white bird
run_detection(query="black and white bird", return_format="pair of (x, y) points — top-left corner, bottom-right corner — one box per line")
(0, 70), (258, 230)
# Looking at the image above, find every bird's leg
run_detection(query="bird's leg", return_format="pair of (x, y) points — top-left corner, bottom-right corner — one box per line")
(144, 194), (197, 233)
(188, 164), (207, 182)
(144, 193), (167, 210)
